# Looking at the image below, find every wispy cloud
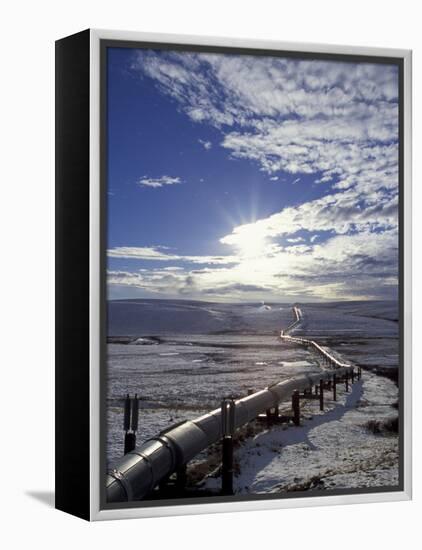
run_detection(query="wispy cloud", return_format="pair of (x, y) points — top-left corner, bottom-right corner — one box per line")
(108, 246), (238, 265)
(286, 236), (305, 243)
(138, 175), (181, 188)
(198, 139), (212, 150)
(131, 51), (398, 204)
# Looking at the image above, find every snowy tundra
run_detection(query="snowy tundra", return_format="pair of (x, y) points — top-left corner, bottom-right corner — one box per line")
(107, 299), (399, 493)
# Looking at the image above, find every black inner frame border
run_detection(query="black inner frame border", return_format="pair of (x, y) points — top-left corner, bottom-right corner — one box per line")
(99, 38), (405, 511)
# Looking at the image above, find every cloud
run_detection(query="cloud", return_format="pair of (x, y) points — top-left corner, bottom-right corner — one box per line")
(108, 246), (178, 261)
(220, 188), (398, 251)
(131, 51), (397, 182)
(286, 236), (305, 244)
(131, 51), (398, 226)
(132, 51), (397, 129)
(107, 226), (398, 301)
(203, 283), (271, 295)
(138, 175), (181, 188)
(107, 269), (186, 295)
(119, 50), (399, 301)
(107, 246), (238, 265)
(198, 139), (212, 150)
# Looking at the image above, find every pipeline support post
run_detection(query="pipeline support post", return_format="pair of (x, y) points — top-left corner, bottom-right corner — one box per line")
(123, 394), (139, 455)
(266, 404), (280, 423)
(221, 397), (235, 496)
(123, 394), (134, 454)
(176, 464), (187, 490)
(345, 371), (349, 392)
(351, 369), (355, 384)
(131, 393), (139, 432)
(319, 379), (324, 411)
(292, 390), (300, 426)
(123, 394), (130, 431)
(333, 374), (337, 401)
(124, 432), (136, 455)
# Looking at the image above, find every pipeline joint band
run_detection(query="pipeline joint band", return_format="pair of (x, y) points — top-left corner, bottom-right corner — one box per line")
(108, 469), (133, 501)
(154, 435), (178, 470)
(131, 451), (156, 494)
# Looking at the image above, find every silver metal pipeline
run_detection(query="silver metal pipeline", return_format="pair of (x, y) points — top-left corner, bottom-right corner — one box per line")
(106, 364), (353, 502)
(280, 306), (350, 368)
(281, 335), (350, 368)
(281, 305), (302, 335)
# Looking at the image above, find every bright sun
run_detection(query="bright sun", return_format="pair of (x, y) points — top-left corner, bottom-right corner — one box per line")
(234, 226), (268, 259)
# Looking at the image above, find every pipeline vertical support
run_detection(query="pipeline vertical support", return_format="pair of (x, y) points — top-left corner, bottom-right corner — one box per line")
(131, 394), (139, 432)
(319, 379), (324, 411)
(333, 374), (337, 401)
(124, 432), (136, 455)
(222, 437), (233, 495)
(351, 369), (355, 384)
(123, 394), (139, 455)
(123, 394), (130, 431)
(176, 464), (187, 491)
(266, 405), (279, 423)
(221, 397), (235, 496)
(292, 390), (300, 426)
(123, 394), (136, 455)
(345, 371), (349, 392)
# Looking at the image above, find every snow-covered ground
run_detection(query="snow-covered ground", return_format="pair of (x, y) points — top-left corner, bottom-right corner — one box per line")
(106, 302), (311, 466)
(201, 370), (398, 493)
(292, 302), (399, 372)
(107, 298), (399, 492)
(106, 334), (319, 467)
(107, 299), (293, 336)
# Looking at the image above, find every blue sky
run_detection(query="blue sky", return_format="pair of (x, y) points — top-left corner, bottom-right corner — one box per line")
(107, 47), (399, 302)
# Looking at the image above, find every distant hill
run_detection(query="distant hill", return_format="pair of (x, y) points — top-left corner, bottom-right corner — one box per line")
(107, 298), (292, 336)
(107, 298), (398, 337)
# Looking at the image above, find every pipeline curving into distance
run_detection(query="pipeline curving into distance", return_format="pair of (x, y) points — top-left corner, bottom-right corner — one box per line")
(106, 307), (353, 503)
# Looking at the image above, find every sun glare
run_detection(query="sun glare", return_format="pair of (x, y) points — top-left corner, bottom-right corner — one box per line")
(234, 226), (268, 259)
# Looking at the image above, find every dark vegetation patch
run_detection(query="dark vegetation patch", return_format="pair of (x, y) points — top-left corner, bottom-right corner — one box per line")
(369, 367), (399, 385)
(365, 416), (398, 435)
(283, 475), (326, 492)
